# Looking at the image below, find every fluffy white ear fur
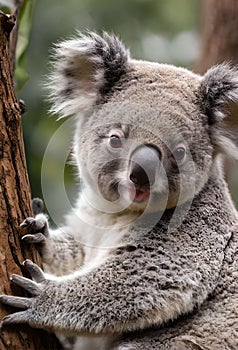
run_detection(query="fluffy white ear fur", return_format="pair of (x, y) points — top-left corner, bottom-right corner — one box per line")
(47, 31), (130, 118)
(200, 63), (238, 158)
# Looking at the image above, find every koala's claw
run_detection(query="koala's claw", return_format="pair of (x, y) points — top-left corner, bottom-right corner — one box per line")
(22, 232), (46, 244)
(0, 261), (46, 327)
(10, 274), (41, 296)
(1, 311), (30, 326)
(0, 260), (47, 328)
(20, 216), (35, 228)
(20, 216), (47, 231)
(6, 260), (45, 296)
(23, 259), (46, 283)
(20, 214), (49, 243)
(0, 295), (31, 309)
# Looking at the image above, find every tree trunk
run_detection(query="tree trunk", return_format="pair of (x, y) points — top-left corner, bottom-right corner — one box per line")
(195, 0), (238, 73)
(0, 11), (59, 350)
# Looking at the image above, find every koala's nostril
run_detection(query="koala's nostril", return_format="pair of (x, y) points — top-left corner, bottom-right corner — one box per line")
(129, 145), (161, 187)
(130, 164), (149, 187)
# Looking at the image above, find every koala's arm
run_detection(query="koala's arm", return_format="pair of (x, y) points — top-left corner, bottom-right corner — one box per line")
(0, 226), (223, 335)
(21, 213), (84, 276)
(116, 292), (238, 350)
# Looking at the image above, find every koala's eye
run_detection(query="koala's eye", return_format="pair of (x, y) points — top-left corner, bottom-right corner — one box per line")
(173, 146), (186, 162)
(108, 130), (124, 150)
(109, 135), (122, 148)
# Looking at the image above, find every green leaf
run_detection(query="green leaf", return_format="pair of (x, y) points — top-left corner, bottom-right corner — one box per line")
(0, 0), (14, 13)
(15, 0), (35, 90)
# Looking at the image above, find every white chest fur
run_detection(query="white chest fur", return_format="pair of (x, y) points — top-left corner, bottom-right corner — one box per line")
(64, 196), (139, 275)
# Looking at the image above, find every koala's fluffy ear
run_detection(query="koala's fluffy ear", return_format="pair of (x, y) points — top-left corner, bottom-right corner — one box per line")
(200, 64), (238, 158)
(47, 32), (130, 118)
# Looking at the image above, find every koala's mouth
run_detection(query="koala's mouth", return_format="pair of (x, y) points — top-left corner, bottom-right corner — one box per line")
(133, 188), (150, 203)
(126, 183), (150, 203)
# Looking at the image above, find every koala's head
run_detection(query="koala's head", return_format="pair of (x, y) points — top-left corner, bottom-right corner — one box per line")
(48, 32), (238, 214)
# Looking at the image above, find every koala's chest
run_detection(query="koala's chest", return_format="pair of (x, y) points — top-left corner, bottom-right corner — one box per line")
(69, 204), (137, 273)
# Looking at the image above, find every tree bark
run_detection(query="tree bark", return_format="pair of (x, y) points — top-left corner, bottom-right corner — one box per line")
(0, 11), (59, 350)
(195, 0), (238, 74)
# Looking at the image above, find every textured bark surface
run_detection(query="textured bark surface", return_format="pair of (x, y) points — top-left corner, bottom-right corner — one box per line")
(0, 12), (59, 350)
(195, 0), (238, 73)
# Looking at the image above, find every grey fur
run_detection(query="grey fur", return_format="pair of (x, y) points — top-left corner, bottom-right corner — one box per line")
(47, 31), (130, 118)
(199, 63), (238, 158)
(1, 32), (238, 350)
(199, 63), (238, 121)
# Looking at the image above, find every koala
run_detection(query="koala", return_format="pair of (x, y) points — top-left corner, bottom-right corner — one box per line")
(1, 32), (238, 350)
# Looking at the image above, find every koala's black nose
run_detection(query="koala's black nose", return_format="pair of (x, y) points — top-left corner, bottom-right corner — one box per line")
(129, 145), (161, 187)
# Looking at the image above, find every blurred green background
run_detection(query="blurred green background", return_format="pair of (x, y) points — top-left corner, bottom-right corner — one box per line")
(12, 0), (237, 221)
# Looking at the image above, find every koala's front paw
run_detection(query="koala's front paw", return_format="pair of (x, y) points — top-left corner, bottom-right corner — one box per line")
(0, 260), (46, 327)
(20, 213), (49, 244)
